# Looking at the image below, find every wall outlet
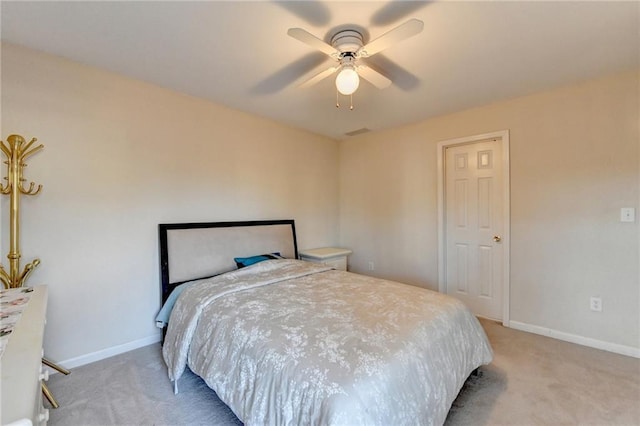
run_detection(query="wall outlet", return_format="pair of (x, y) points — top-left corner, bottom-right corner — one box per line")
(590, 297), (602, 312)
(368, 261), (375, 271)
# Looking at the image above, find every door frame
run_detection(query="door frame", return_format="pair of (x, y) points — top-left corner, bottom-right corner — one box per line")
(437, 130), (511, 326)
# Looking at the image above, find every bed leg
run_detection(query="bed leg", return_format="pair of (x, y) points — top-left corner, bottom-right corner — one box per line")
(174, 380), (179, 395)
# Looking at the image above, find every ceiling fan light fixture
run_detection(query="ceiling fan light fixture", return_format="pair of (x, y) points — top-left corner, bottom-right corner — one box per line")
(288, 19), (424, 102)
(335, 65), (359, 95)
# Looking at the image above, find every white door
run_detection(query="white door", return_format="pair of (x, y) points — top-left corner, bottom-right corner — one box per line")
(444, 138), (505, 320)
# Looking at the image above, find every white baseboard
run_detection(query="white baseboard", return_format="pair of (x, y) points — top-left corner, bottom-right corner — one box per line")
(509, 320), (640, 359)
(48, 333), (162, 373)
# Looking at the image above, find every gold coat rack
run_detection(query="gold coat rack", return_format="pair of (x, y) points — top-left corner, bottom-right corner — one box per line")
(0, 134), (43, 289)
(0, 134), (69, 409)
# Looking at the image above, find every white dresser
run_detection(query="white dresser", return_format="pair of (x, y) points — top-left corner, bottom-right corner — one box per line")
(299, 247), (352, 271)
(1, 285), (49, 426)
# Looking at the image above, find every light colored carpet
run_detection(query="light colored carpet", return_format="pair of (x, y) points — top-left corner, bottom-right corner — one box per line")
(446, 319), (639, 425)
(46, 319), (640, 425)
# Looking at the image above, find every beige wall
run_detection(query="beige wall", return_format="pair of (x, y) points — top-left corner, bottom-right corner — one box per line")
(340, 70), (639, 352)
(1, 43), (340, 364)
(2, 41), (638, 364)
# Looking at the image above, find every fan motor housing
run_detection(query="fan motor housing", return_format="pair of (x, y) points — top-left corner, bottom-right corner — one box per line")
(331, 29), (363, 54)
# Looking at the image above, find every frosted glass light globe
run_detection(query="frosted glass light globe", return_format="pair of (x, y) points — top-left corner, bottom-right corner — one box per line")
(335, 66), (360, 95)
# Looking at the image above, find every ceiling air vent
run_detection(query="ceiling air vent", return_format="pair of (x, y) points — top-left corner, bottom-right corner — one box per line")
(345, 128), (371, 137)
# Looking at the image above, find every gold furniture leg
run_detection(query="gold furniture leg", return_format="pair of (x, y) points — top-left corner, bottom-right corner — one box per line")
(41, 357), (70, 408)
(42, 357), (71, 375)
(41, 382), (59, 409)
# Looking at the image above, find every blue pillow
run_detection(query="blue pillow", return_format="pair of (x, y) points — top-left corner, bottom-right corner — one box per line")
(155, 281), (197, 328)
(234, 253), (283, 269)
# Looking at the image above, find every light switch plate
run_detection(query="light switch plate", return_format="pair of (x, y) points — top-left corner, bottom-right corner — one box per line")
(621, 207), (635, 222)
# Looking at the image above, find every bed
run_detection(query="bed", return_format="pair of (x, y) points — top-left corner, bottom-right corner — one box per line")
(158, 220), (493, 426)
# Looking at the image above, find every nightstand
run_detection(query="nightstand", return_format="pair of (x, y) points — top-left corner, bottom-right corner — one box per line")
(299, 247), (352, 271)
(1, 285), (49, 426)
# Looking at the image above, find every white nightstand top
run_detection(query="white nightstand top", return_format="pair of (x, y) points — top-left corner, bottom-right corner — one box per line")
(299, 247), (352, 260)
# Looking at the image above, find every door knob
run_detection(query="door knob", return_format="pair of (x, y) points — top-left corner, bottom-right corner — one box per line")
(493, 235), (502, 243)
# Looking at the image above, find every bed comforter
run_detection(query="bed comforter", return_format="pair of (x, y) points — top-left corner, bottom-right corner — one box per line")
(163, 259), (493, 426)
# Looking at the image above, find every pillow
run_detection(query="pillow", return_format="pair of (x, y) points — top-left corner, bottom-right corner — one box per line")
(234, 252), (283, 269)
(155, 281), (197, 328)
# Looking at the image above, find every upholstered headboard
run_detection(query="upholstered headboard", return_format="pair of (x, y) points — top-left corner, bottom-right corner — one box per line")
(158, 220), (298, 304)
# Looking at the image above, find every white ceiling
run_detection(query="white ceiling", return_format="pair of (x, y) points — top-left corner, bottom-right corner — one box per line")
(1, 1), (638, 140)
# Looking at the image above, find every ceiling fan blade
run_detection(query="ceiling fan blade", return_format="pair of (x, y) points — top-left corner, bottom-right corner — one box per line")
(298, 66), (339, 89)
(288, 28), (337, 57)
(358, 18), (424, 57)
(275, 1), (331, 26)
(357, 65), (392, 89)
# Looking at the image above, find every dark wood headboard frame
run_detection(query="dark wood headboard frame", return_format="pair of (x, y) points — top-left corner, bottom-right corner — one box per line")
(158, 219), (298, 305)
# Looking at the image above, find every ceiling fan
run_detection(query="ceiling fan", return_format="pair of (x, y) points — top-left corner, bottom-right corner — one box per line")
(287, 19), (424, 105)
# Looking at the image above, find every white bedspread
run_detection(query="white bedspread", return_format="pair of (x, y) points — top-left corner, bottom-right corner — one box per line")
(163, 259), (493, 426)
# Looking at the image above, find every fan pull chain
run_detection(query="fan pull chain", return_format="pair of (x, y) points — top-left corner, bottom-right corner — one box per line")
(335, 91), (355, 110)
